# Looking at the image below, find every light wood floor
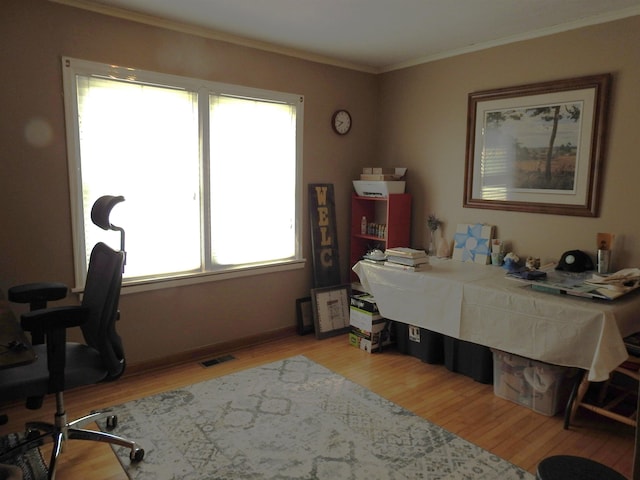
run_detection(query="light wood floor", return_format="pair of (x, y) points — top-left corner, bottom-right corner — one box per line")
(1, 333), (635, 479)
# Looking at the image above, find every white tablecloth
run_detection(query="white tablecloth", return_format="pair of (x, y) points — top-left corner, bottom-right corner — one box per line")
(353, 259), (640, 381)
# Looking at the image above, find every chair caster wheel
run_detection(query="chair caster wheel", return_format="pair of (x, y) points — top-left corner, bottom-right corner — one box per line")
(130, 447), (144, 462)
(106, 415), (118, 430)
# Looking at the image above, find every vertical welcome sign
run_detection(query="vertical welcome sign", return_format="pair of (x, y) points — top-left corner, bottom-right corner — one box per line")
(308, 184), (341, 287)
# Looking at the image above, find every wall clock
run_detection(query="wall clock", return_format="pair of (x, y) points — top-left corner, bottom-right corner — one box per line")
(331, 109), (352, 135)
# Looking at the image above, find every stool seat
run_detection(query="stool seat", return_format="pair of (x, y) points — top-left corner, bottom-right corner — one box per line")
(537, 455), (626, 480)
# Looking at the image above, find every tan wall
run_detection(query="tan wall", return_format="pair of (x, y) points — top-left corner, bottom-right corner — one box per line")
(378, 16), (640, 268)
(0, 0), (378, 364)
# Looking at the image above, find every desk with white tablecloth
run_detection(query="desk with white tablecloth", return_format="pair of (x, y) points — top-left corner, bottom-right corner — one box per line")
(353, 259), (640, 381)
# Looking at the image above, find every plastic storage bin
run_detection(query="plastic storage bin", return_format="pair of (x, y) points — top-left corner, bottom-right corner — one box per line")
(492, 349), (578, 416)
(444, 336), (494, 384)
(395, 323), (444, 364)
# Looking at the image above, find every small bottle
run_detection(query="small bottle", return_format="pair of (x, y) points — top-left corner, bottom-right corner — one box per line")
(361, 216), (367, 235)
(597, 249), (610, 274)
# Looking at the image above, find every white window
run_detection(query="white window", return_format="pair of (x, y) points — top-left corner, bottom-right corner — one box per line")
(62, 57), (304, 291)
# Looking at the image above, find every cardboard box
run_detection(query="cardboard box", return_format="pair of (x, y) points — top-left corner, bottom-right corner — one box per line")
(349, 295), (394, 353)
(360, 174), (399, 181)
(359, 168), (407, 182)
(349, 306), (383, 331)
(350, 294), (380, 314)
(492, 350), (578, 416)
(349, 322), (393, 353)
(366, 167), (407, 176)
(371, 167), (397, 174)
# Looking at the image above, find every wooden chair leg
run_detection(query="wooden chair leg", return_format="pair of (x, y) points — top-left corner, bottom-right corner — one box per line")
(564, 370), (589, 429)
(565, 362), (639, 429)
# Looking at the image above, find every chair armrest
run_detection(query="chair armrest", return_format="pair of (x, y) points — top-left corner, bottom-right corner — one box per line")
(8, 282), (68, 307)
(9, 283), (69, 346)
(21, 305), (90, 333)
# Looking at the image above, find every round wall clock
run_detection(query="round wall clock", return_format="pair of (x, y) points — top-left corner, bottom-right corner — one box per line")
(331, 109), (352, 135)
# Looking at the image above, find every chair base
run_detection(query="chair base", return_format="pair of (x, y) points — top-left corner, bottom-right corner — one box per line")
(537, 455), (626, 480)
(0, 409), (144, 480)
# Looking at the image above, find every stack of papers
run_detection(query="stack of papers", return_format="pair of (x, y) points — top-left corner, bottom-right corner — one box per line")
(384, 247), (431, 272)
(508, 265), (640, 300)
(584, 268), (640, 299)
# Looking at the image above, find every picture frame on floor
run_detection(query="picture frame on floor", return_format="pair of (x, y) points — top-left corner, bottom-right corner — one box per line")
(311, 284), (351, 339)
(295, 296), (314, 336)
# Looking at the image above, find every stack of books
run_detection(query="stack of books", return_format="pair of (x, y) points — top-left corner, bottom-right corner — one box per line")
(383, 247), (431, 271)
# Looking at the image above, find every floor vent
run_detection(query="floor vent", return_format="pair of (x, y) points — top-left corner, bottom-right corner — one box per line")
(200, 354), (236, 367)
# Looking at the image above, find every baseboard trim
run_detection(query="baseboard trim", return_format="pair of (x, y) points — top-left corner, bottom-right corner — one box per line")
(123, 326), (297, 377)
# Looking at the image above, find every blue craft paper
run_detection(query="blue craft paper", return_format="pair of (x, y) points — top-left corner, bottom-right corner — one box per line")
(452, 223), (493, 264)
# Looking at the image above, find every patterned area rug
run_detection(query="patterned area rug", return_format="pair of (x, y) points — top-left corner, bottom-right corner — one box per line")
(102, 356), (534, 479)
(0, 432), (48, 480)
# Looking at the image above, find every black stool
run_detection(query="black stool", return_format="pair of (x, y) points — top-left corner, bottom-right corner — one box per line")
(537, 455), (626, 480)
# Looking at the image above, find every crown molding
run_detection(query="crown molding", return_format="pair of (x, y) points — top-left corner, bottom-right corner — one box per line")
(49, 0), (378, 74)
(380, 6), (640, 72)
(51, 0), (640, 74)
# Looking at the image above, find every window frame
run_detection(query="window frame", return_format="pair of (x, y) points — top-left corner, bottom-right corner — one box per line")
(62, 57), (305, 294)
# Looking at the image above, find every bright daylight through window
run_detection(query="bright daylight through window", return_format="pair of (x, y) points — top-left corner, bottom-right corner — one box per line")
(62, 57), (304, 290)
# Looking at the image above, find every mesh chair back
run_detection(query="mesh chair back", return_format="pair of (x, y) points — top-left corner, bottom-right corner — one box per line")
(80, 242), (126, 380)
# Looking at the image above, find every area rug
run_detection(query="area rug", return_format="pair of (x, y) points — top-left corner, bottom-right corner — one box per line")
(0, 432), (48, 480)
(101, 356), (534, 479)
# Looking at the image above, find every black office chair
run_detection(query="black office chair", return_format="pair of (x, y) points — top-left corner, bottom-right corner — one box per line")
(7, 283), (68, 414)
(0, 195), (144, 479)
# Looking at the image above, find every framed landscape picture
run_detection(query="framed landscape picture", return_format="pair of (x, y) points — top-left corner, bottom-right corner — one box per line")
(463, 74), (611, 217)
